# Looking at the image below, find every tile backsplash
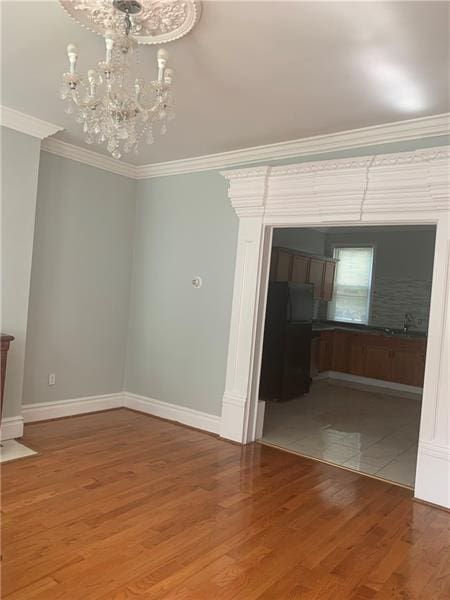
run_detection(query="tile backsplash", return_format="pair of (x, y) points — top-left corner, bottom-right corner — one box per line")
(370, 277), (432, 332)
(317, 276), (432, 332)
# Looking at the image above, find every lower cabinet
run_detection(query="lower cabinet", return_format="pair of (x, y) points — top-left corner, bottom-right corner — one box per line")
(348, 336), (366, 377)
(318, 332), (333, 372)
(364, 344), (391, 381)
(390, 346), (426, 387)
(315, 330), (427, 387)
(332, 331), (349, 373)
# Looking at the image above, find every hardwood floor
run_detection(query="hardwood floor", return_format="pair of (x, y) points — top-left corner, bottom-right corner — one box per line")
(2, 409), (449, 599)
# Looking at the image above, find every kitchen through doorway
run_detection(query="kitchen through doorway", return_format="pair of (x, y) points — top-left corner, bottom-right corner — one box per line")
(259, 225), (436, 488)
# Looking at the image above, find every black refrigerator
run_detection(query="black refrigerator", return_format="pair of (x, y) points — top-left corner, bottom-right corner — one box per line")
(259, 282), (314, 402)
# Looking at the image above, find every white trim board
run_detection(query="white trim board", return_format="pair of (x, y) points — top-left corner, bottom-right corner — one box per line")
(36, 111), (450, 179)
(124, 393), (220, 434)
(1, 106), (63, 139)
(22, 393), (123, 423)
(0, 416), (24, 441)
(315, 371), (423, 397)
(18, 392), (220, 435)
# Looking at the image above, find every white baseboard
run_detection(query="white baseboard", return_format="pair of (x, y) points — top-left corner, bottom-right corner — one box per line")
(124, 392), (220, 435)
(19, 392), (220, 436)
(415, 441), (450, 509)
(0, 416), (24, 441)
(22, 393), (124, 423)
(316, 371), (423, 396)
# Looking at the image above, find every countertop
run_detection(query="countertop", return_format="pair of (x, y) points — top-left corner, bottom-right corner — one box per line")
(312, 321), (427, 339)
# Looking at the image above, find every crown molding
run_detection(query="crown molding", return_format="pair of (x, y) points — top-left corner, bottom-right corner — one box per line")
(0, 106), (63, 139)
(136, 112), (450, 179)
(41, 138), (137, 179)
(4, 107), (447, 180)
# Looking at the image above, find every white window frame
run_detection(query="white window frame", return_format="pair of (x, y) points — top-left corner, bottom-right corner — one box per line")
(327, 243), (376, 325)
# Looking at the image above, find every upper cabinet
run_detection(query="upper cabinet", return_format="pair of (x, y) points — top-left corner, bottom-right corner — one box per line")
(270, 248), (292, 281)
(270, 247), (337, 302)
(291, 254), (309, 284)
(322, 261), (336, 302)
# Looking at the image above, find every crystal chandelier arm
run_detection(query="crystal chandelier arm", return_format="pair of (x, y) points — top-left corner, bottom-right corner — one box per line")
(105, 31), (114, 64)
(67, 43), (78, 73)
(87, 70), (98, 96)
(157, 48), (169, 82)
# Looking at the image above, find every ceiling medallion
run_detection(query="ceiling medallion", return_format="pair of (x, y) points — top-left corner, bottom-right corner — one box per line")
(60, 0), (201, 44)
(59, 1), (201, 159)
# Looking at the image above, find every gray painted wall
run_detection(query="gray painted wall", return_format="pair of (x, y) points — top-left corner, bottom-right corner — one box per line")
(1, 127), (41, 418)
(22, 153), (136, 405)
(125, 172), (238, 416)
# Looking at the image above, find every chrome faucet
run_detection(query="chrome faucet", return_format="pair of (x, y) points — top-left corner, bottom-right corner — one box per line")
(403, 312), (415, 334)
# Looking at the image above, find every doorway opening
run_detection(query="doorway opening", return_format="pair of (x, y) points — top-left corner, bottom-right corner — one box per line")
(259, 224), (436, 488)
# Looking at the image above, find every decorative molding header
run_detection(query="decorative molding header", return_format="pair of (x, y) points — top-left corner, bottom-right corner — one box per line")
(41, 138), (137, 179)
(222, 145), (450, 220)
(0, 106), (63, 139)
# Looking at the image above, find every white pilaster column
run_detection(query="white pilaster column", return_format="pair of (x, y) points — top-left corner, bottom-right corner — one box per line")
(415, 213), (450, 508)
(220, 167), (270, 442)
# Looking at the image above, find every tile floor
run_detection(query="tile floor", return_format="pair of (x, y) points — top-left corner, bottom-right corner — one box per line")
(261, 380), (421, 487)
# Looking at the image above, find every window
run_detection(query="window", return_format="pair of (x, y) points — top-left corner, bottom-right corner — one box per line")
(328, 246), (374, 324)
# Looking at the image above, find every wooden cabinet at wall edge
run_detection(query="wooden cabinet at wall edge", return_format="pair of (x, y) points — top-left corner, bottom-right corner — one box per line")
(315, 330), (426, 388)
(270, 247), (337, 302)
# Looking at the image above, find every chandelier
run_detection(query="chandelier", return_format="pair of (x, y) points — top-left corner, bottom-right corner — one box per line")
(59, 0), (201, 159)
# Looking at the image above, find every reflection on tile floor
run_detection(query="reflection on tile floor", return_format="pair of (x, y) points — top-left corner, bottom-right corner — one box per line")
(261, 381), (421, 487)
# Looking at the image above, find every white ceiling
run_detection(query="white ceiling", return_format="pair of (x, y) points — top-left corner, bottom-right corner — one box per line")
(2, 1), (449, 166)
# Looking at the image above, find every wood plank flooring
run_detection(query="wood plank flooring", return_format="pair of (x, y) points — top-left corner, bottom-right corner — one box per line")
(2, 408), (449, 599)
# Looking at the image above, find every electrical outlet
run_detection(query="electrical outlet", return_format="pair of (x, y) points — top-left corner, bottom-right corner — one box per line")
(48, 373), (56, 386)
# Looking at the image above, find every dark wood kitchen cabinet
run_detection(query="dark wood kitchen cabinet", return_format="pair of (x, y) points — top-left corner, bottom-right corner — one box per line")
(315, 329), (427, 387)
(332, 331), (350, 373)
(364, 343), (391, 381)
(322, 261), (337, 302)
(270, 247), (337, 301)
(347, 335), (366, 376)
(308, 258), (326, 299)
(271, 248), (292, 281)
(390, 341), (426, 387)
(291, 254), (309, 284)
(318, 331), (333, 372)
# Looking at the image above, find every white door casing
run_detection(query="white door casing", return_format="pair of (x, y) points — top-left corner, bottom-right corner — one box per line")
(220, 145), (450, 509)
